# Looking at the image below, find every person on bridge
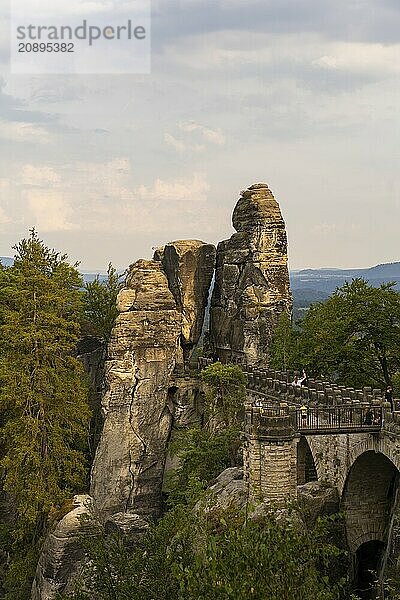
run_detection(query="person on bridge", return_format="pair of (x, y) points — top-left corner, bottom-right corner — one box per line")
(385, 385), (394, 413)
(292, 370), (307, 387)
(373, 411), (381, 425)
(363, 407), (373, 426)
(300, 403), (308, 425)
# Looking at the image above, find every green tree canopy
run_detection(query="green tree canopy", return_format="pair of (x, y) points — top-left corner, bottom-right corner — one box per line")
(271, 278), (400, 389)
(82, 263), (121, 342)
(0, 231), (91, 597)
(270, 311), (299, 371)
(165, 426), (241, 508)
(200, 362), (247, 429)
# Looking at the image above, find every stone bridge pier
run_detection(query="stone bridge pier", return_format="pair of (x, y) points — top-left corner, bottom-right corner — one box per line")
(243, 402), (299, 506)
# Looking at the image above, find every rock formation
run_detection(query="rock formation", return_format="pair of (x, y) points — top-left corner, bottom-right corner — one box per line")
(90, 259), (182, 518)
(91, 241), (215, 519)
(30, 184), (297, 597)
(210, 183), (292, 366)
(155, 240), (216, 363)
(31, 496), (92, 600)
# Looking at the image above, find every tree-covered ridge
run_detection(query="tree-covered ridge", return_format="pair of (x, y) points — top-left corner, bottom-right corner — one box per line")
(271, 278), (400, 391)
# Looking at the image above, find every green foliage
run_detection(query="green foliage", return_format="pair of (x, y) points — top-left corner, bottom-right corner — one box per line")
(166, 426), (241, 507)
(82, 263), (121, 341)
(61, 506), (346, 600)
(271, 279), (400, 388)
(392, 372), (400, 398)
(270, 311), (301, 371)
(200, 362), (246, 429)
(0, 230), (91, 595)
(1, 543), (40, 600)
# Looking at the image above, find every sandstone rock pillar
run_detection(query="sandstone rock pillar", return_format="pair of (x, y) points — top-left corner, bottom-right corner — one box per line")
(210, 183), (292, 366)
(90, 259), (182, 518)
(154, 240), (216, 364)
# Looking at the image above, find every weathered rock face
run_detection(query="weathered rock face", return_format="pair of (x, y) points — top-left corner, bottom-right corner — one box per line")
(90, 259), (182, 518)
(31, 495), (92, 600)
(155, 240), (216, 363)
(104, 512), (149, 540)
(210, 183), (292, 366)
(207, 467), (247, 509)
(297, 481), (340, 526)
(163, 376), (204, 488)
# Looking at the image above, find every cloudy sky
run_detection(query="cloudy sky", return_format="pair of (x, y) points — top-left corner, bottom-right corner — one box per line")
(0, 0), (399, 270)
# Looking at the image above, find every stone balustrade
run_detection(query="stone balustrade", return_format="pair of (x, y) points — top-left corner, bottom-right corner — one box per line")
(197, 357), (399, 415)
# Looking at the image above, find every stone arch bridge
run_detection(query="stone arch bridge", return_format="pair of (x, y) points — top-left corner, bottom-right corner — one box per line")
(199, 358), (400, 589)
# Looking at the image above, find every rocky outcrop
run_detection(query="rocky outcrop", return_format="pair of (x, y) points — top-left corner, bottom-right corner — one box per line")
(207, 467), (247, 509)
(90, 259), (183, 518)
(210, 183), (292, 366)
(297, 481), (340, 526)
(90, 240), (215, 519)
(104, 512), (149, 540)
(163, 376), (204, 488)
(155, 240), (216, 363)
(31, 496), (92, 600)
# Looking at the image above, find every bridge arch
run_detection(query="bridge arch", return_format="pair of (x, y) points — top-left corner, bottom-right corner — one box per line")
(338, 436), (400, 495)
(297, 436), (318, 485)
(341, 450), (398, 553)
(303, 436), (327, 483)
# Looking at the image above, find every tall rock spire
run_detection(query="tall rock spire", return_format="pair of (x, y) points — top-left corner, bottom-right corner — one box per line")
(210, 183), (292, 366)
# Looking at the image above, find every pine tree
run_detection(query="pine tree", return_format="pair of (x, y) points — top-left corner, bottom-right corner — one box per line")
(0, 231), (91, 596)
(82, 263), (121, 342)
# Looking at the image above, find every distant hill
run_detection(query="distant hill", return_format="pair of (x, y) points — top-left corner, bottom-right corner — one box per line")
(0, 257), (13, 267)
(2, 256), (399, 310)
(291, 262), (400, 317)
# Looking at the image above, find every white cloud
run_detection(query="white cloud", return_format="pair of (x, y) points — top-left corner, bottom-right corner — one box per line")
(0, 180), (12, 225)
(25, 191), (76, 232)
(179, 121), (226, 145)
(312, 223), (337, 235)
(2, 159), (212, 236)
(21, 164), (61, 186)
(135, 173), (209, 203)
(314, 42), (400, 76)
(164, 132), (186, 153)
(164, 121), (225, 154)
(0, 121), (51, 144)
(0, 205), (10, 224)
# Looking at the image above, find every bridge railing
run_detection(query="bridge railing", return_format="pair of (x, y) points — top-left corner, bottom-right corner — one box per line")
(244, 402), (383, 435)
(292, 405), (383, 433)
